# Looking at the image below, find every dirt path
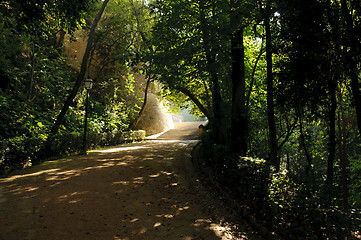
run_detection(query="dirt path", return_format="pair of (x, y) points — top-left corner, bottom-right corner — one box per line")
(0, 123), (257, 240)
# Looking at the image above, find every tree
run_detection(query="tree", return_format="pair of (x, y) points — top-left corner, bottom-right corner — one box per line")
(275, 0), (331, 176)
(49, 0), (110, 137)
(0, 0), (95, 95)
(150, 0), (229, 125)
(230, 0), (248, 155)
(340, 0), (361, 137)
(263, 0), (278, 170)
(128, 0), (155, 130)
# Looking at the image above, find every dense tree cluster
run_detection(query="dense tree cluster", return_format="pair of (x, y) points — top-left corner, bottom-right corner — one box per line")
(149, 0), (361, 237)
(0, 0), (151, 167)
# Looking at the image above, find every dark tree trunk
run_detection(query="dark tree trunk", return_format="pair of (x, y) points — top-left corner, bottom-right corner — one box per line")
(337, 89), (349, 212)
(210, 72), (225, 144)
(297, 108), (312, 177)
(176, 86), (211, 120)
(265, 0), (278, 171)
(199, 0), (225, 144)
(349, 59), (361, 135)
(340, 0), (361, 137)
(0, 70), (10, 93)
(48, 0), (110, 138)
(326, 80), (336, 184)
(230, 0), (247, 156)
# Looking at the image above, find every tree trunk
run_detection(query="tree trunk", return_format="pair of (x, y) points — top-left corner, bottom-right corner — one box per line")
(340, 0), (361, 137)
(265, 0), (278, 171)
(199, 0), (225, 144)
(128, 0), (154, 131)
(48, 0), (110, 137)
(297, 108), (312, 177)
(337, 88), (349, 212)
(246, 43), (264, 109)
(326, 80), (336, 184)
(175, 86), (211, 120)
(131, 76), (151, 130)
(210, 73), (225, 144)
(349, 59), (361, 136)
(230, 0), (247, 155)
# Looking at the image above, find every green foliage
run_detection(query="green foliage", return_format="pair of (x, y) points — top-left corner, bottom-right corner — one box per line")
(0, 19), (20, 73)
(0, 130), (145, 174)
(268, 169), (356, 238)
(200, 133), (270, 215)
(233, 157), (270, 209)
(0, 135), (45, 173)
(150, 0), (233, 119)
(1, 0), (96, 38)
(350, 156), (361, 209)
(0, 0), (153, 173)
(202, 136), (358, 238)
(269, 170), (300, 210)
(0, 0), (360, 237)
(0, 45), (78, 139)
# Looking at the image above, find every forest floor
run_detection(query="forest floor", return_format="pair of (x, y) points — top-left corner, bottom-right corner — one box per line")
(0, 122), (261, 240)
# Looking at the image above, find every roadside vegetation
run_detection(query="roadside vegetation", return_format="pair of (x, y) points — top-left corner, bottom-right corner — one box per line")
(0, 0), (360, 237)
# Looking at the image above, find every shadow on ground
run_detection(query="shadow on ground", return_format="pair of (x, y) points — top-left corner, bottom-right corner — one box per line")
(0, 140), (256, 240)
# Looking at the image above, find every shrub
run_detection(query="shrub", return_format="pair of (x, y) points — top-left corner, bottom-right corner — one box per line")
(0, 135), (45, 174)
(0, 130), (146, 174)
(200, 138), (358, 238)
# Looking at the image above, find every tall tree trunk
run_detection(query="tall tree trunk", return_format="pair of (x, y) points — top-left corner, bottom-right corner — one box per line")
(326, 80), (336, 184)
(297, 108), (312, 177)
(131, 76), (151, 130)
(210, 72), (225, 144)
(340, 0), (361, 136)
(128, 0), (155, 131)
(349, 58), (361, 135)
(265, 0), (278, 171)
(337, 88), (349, 212)
(48, 0), (110, 138)
(230, 0), (247, 155)
(199, 0), (225, 144)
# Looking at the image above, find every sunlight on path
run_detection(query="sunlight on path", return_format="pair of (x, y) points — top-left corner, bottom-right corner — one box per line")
(0, 140), (254, 240)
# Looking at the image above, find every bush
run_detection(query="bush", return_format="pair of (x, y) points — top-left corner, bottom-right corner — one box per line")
(268, 170), (355, 238)
(0, 135), (45, 174)
(200, 137), (270, 217)
(49, 130), (146, 155)
(0, 130), (146, 175)
(200, 137), (358, 238)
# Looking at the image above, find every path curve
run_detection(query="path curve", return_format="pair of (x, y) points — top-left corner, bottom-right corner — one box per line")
(147, 122), (201, 140)
(0, 123), (256, 240)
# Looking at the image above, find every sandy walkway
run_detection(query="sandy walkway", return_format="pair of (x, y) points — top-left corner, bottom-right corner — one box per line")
(0, 123), (256, 240)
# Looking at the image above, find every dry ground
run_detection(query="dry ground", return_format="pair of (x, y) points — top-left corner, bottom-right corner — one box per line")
(0, 122), (258, 240)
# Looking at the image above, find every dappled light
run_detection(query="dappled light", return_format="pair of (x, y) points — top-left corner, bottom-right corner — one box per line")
(1, 0), (361, 237)
(1, 169), (61, 183)
(0, 140), (252, 239)
(94, 146), (149, 153)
